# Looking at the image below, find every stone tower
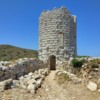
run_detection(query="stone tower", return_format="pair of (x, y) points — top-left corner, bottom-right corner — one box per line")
(38, 6), (77, 63)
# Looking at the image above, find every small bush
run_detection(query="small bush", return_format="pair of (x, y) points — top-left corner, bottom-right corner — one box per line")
(71, 59), (85, 68)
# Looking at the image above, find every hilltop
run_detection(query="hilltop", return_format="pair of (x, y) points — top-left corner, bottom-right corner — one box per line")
(0, 45), (38, 61)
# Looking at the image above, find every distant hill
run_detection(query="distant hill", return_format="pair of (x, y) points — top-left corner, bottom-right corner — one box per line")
(0, 45), (38, 61)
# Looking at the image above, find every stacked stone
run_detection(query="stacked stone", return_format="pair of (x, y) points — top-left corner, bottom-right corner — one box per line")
(0, 68), (50, 93)
(0, 58), (47, 81)
(39, 6), (77, 62)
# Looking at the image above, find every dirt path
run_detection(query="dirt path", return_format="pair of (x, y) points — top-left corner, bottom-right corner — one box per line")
(34, 70), (100, 100)
(35, 70), (68, 100)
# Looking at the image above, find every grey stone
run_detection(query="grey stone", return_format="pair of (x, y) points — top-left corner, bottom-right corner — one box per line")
(39, 6), (77, 62)
(20, 83), (27, 89)
(0, 66), (9, 71)
(27, 79), (36, 85)
(87, 82), (97, 91)
(35, 78), (42, 89)
(28, 72), (33, 76)
(32, 74), (41, 80)
(27, 84), (36, 94)
(0, 79), (13, 92)
(0, 86), (5, 92)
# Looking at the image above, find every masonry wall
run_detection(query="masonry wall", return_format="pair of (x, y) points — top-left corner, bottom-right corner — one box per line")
(39, 6), (77, 62)
(0, 58), (47, 81)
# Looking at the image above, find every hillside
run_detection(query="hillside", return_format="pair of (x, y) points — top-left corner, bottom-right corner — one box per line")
(0, 45), (38, 61)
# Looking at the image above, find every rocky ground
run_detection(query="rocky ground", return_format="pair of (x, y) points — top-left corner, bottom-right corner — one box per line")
(0, 70), (100, 100)
(0, 57), (100, 100)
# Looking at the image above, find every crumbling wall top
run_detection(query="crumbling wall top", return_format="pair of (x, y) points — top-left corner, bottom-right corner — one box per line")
(40, 6), (71, 18)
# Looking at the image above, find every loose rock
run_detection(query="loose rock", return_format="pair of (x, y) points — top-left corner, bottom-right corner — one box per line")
(87, 82), (97, 91)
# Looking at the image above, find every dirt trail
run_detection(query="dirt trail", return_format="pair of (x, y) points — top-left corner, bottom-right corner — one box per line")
(35, 70), (100, 100)
(35, 70), (68, 100)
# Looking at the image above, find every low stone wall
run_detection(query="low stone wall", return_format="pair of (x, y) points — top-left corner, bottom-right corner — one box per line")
(0, 58), (47, 81)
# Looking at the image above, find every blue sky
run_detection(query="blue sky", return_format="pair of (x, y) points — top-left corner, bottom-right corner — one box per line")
(0, 0), (100, 57)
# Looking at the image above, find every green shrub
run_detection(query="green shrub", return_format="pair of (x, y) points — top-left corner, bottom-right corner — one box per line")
(71, 59), (85, 68)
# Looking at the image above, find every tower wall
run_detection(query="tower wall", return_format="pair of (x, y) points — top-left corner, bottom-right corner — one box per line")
(39, 7), (77, 62)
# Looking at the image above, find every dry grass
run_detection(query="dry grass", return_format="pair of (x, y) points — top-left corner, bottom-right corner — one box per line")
(56, 73), (69, 85)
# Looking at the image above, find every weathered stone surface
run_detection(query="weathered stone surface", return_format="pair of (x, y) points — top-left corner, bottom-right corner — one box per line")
(12, 80), (20, 88)
(28, 72), (33, 76)
(27, 79), (36, 85)
(0, 66), (9, 71)
(12, 68), (50, 93)
(0, 79), (12, 92)
(0, 58), (49, 93)
(0, 58), (47, 81)
(27, 84), (36, 94)
(35, 78), (42, 89)
(39, 6), (77, 62)
(87, 82), (97, 91)
(0, 86), (5, 92)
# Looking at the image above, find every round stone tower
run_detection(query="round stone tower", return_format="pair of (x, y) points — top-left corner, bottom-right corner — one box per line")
(38, 6), (77, 62)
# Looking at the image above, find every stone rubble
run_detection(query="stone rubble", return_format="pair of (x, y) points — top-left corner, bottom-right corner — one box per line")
(0, 58), (47, 81)
(55, 70), (82, 84)
(0, 79), (13, 92)
(87, 82), (97, 91)
(0, 68), (50, 94)
(55, 70), (100, 92)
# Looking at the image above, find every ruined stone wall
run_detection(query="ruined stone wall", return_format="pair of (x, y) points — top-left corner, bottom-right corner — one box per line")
(39, 6), (77, 62)
(0, 58), (47, 81)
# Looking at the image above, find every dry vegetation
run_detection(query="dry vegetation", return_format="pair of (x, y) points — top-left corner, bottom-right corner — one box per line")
(0, 45), (38, 61)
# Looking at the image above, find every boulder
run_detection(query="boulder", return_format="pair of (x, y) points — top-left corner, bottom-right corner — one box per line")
(35, 78), (42, 89)
(28, 72), (33, 76)
(19, 76), (25, 82)
(87, 82), (97, 91)
(20, 83), (27, 89)
(27, 79), (36, 85)
(41, 75), (45, 80)
(24, 75), (32, 81)
(0, 66), (9, 71)
(27, 84), (36, 94)
(38, 69), (44, 74)
(4, 79), (12, 85)
(0, 79), (13, 92)
(12, 80), (20, 88)
(0, 85), (5, 92)
(42, 69), (49, 76)
(32, 74), (41, 80)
